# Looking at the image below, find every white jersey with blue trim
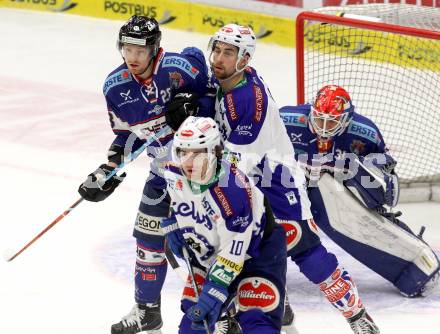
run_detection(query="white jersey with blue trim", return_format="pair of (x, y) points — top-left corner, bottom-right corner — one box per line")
(214, 67), (312, 221)
(164, 161), (265, 286)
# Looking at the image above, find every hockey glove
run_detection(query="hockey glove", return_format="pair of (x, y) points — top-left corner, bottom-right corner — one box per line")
(78, 164), (126, 202)
(165, 92), (199, 131)
(161, 217), (186, 258)
(359, 154), (400, 207)
(186, 280), (228, 330)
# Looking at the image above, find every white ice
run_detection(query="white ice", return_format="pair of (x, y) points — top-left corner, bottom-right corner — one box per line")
(0, 8), (439, 334)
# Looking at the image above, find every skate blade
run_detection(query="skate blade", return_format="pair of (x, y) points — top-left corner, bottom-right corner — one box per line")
(143, 330), (163, 334)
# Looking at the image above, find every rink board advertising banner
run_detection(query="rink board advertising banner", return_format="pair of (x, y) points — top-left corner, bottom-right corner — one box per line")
(0, 0), (296, 47)
(2, 0), (440, 48)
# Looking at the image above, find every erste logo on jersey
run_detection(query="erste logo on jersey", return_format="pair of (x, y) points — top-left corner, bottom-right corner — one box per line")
(281, 112), (308, 127)
(347, 121), (381, 144)
(237, 277), (280, 313)
(104, 69), (132, 96)
(162, 56), (200, 79)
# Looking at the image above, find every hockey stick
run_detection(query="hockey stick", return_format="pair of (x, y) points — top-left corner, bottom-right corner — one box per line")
(5, 128), (170, 262)
(182, 247), (213, 334)
(354, 157), (387, 188)
(165, 243), (188, 282)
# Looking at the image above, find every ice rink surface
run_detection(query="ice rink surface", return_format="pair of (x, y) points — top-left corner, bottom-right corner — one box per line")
(0, 8), (439, 334)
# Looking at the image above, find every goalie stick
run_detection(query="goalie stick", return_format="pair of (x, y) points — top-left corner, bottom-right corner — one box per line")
(4, 127), (170, 262)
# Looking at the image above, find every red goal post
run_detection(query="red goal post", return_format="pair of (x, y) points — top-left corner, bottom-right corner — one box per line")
(295, 4), (440, 202)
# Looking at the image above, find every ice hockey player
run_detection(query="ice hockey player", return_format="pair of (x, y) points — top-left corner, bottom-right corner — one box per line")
(280, 84), (440, 298)
(77, 15), (212, 334)
(161, 116), (288, 333)
(207, 24), (380, 333)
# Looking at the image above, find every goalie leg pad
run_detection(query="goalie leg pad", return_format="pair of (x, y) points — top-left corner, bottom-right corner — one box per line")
(311, 174), (440, 296)
(135, 238), (168, 304)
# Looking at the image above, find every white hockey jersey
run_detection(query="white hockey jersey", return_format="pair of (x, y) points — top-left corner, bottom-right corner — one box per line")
(214, 67), (312, 221)
(164, 160), (266, 287)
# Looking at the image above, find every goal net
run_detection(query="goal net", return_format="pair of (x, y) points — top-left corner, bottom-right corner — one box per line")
(296, 4), (440, 195)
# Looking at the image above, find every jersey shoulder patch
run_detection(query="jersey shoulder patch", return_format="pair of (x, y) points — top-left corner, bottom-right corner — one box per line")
(103, 66), (132, 96)
(210, 163), (251, 219)
(280, 105), (310, 128)
(161, 53), (200, 79)
(224, 72), (268, 125)
(346, 113), (382, 145)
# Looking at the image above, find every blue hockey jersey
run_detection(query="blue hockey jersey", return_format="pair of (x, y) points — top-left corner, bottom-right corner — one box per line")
(280, 104), (389, 173)
(103, 48), (211, 172)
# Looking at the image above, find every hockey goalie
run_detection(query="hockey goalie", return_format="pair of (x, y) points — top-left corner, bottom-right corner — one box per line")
(280, 85), (439, 297)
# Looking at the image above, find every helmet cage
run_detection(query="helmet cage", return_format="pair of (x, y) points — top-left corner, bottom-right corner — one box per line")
(309, 106), (351, 138)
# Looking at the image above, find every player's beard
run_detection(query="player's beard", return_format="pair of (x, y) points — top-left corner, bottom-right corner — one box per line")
(212, 64), (236, 81)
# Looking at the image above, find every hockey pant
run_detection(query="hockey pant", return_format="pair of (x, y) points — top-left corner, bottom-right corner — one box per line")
(309, 173), (440, 297)
(178, 225), (287, 334)
(133, 173), (171, 304)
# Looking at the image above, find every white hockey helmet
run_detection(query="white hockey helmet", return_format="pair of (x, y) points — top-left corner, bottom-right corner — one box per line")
(172, 116), (221, 183)
(208, 24), (256, 70)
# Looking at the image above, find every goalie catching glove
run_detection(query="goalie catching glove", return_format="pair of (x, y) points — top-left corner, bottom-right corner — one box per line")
(165, 92), (199, 131)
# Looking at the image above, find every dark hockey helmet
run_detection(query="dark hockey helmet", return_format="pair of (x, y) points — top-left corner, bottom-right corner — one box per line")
(118, 15), (161, 57)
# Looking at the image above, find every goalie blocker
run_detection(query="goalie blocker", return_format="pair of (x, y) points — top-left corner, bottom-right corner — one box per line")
(309, 173), (439, 297)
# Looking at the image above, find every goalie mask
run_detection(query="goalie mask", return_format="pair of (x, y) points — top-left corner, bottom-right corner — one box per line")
(172, 117), (222, 185)
(309, 85), (354, 138)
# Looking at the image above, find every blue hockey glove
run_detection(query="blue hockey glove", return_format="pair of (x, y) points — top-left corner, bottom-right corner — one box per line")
(160, 217), (186, 258)
(360, 154), (400, 207)
(383, 172), (399, 207)
(186, 280), (228, 330)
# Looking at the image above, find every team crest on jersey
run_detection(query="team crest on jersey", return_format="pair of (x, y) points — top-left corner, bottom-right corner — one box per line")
(350, 139), (366, 155)
(169, 71), (184, 89)
(280, 220), (302, 251)
(237, 277), (280, 313)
